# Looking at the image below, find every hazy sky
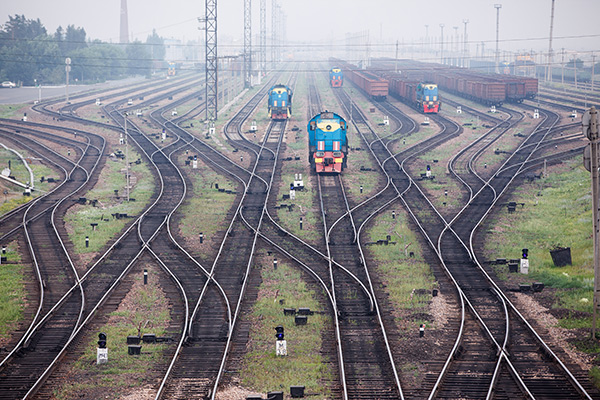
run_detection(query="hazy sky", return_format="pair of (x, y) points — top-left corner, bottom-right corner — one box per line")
(2, 1), (599, 56)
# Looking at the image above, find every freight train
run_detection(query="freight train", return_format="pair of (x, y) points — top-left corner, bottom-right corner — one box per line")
(371, 58), (538, 107)
(330, 67), (343, 87)
(330, 58), (388, 100)
(308, 111), (348, 174)
(267, 84), (293, 120)
(388, 75), (440, 113)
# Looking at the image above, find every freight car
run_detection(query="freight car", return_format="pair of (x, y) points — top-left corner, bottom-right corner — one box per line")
(329, 58), (388, 100)
(268, 84), (293, 120)
(371, 58), (538, 106)
(330, 67), (343, 87)
(387, 74), (440, 113)
(348, 69), (388, 100)
(308, 111), (348, 174)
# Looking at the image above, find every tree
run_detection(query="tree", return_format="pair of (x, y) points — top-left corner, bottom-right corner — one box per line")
(146, 29), (165, 61)
(125, 41), (152, 75)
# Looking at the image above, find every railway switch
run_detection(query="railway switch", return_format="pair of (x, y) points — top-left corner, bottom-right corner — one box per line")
(419, 324), (425, 337)
(199, 233), (204, 244)
(143, 269), (148, 285)
(392, 210), (396, 219)
(85, 236), (89, 248)
(273, 258), (278, 269)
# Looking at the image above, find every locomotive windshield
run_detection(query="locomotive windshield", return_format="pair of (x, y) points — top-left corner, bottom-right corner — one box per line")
(321, 112), (334, 119)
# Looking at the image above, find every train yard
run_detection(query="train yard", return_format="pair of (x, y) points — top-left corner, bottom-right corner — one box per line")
(0, 59), (598, 400)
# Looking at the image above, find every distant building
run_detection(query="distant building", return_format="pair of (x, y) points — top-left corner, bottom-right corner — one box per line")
(164, 39), (185, 62)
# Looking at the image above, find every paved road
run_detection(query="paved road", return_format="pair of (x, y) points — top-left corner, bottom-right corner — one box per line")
(0, 77), (146, 105)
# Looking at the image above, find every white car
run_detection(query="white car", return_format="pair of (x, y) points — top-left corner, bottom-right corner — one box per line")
(2, 81), (16, 88)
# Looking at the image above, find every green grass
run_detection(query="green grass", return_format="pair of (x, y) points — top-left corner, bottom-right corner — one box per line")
(0, 104), (26, 119)
(365, 207), (436, 326)
(482, 158), (594, 315)
(64, 146), (154, 254)
(0, 240), (25, 339)
(53, 266), (171, 399)
(177, 155), (238, 258)
(240, 260), (333, 398)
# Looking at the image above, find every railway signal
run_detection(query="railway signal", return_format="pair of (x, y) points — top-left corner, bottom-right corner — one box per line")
(97, 332), (108, 364)
(275, 325), (287, 356)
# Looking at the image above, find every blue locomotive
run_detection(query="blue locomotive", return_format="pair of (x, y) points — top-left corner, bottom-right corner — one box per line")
(416, 83), (440, 113)
(308, 111), (348, 174)
(267, 84), (293, 120)
(329, 67), (343, 87)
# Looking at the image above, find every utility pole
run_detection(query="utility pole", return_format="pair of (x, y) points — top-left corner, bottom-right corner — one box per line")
(439, 24), (444, 64)
(271, 0), (277, 67)
(425, 24), (429, 55)
(463, 19), (469, 68)
(65, 57), (71, 103)
(574, 52), (578, 89)
(124, 112), (130, 202)
(395, 40), (399, 72)
(547, 0), (555, 81)
(583, 107), (600, 339)
(592, 54), (596, 91)
(561, 48), (565, 85)
(203, 0), (218, 121)
(494, 4), (502, 74)
(260, 0), (266, 76)
(243, 0), (251, 88)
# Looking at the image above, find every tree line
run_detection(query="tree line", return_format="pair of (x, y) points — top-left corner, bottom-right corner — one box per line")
(0, 15), (166, 86)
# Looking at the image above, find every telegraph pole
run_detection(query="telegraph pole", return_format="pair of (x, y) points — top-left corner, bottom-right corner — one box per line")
(546, 0), (555, 81)
(494, 4), (502, 74)
(584, 107), (600, 339)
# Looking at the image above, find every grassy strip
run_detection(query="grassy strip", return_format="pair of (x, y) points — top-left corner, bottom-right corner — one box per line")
(240, 260), (333, 398)
(0, 240), (24, 342)
(365, 207), (436, 327)
(53, 264), (170, 399)
(177, 155), (238, 255)
(0, 104), (26, 119)
(64, 145), (153, 254)
(483, 158), (593, 313)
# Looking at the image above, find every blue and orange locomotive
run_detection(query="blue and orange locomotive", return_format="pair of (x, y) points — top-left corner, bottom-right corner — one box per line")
(329, 67), (343, 87)
(267, 84), (293, 120)
(416, 83), (440, 113)
(308, 111), (348, 174)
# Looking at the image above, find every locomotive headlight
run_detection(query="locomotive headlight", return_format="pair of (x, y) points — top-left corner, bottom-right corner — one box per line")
(326, 125), (332, 131)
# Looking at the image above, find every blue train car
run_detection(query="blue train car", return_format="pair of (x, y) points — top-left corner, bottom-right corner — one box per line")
(415, 83), (440, 113)
(308, 111), (348, 174)
(167, 62), (177, 76)
(330, 67), (343, 87)
(268, 84), (293, 120)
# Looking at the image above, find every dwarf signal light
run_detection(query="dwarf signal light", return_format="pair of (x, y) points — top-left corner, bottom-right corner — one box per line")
(522, 248), (528, 259)
(426, 164), (431, 171)
(98, 332), (107, 349)
(275, 325), (284, 341)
